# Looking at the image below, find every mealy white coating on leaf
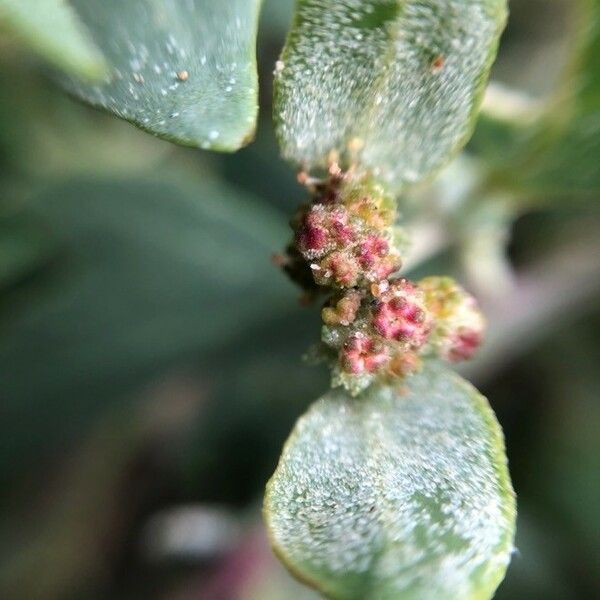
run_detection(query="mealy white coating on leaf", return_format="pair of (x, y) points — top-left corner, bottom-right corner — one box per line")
(265, 362), (515, 600)
(275, 0), (508, 188)
(60, 0), (262, 150)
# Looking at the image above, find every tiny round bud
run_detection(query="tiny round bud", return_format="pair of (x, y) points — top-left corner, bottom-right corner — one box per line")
(447, 329), (483, 362)
(388, 350), (422, 378)
(296, 205), (333, 259)
(358, 234), (400, 282)
(322, 290), (362, 326)
(419, 276), (485, 362)
(315, 251), (360, 287)
(372, 279), (430, 348)
(341, 334), (389, 375)
(370, 280), (390, 298)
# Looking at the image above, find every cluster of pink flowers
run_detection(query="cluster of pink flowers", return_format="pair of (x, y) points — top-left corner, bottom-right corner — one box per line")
(320, 276), (484, 394)
(280, 166), (486, 395)
(292, 172), (401, 289)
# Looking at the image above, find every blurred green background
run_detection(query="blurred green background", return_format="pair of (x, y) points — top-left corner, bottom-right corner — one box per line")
(0, 0), (598, 598)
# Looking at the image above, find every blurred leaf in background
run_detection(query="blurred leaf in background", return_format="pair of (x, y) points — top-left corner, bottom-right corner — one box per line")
(0, 0), (107, 80)
(0, 174), (293, 491)
(469, 0), (600, 203)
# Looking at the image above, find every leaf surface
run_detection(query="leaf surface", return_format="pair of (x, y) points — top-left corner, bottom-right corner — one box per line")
(274, 0), (508, 187)
(265, 362), (516, 600)
(60, 0), (263, 150)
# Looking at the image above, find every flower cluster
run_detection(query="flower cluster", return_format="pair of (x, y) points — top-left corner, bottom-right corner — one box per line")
(279, 165), (486, 395)
(290, 170), (402, 289)
(321, 279), (429, 394)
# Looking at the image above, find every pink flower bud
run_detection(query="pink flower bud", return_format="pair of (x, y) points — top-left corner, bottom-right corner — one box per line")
(297, 222), (330, 258)
(331, 216), (355, 246)
(315, 251), (361, 288)
(296, 205), (333, 259)
(357, 234), (400, 282)
(446, 329), (483, 362)
(372, 280), (430, 347)
(418, 276), (485, 362)
(341, 334), (389, 375)
(296, 204), (355, 261)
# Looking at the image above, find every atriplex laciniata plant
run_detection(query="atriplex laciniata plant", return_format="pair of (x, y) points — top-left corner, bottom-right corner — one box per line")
(4, 0), (598, 597)
(263, 4), (515, 598)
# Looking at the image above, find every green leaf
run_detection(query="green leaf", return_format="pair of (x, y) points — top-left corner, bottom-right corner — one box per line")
(516, 0), (600, 198)
(0, 0), (107, 80)
(466, 84), (539, 166)
(0, 209), (52, 290)
(564, 0), (600, 118)
(60, 0), (263, 150)
(470, 0), (600, 201)
(265, 362), (516, 600)
(0, 175), (291, 487)
(274, 0), (508, 188)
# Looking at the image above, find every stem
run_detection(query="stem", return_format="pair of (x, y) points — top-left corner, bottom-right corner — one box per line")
(461, 232), (600, 383)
